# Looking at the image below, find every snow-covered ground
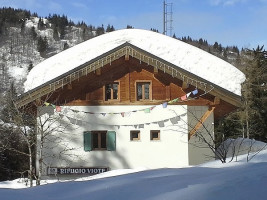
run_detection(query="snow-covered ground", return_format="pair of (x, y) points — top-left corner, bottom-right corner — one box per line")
(1, 149), (266, 200)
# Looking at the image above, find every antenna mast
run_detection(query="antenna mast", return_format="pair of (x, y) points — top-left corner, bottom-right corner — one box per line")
(163, 1), (173, 36)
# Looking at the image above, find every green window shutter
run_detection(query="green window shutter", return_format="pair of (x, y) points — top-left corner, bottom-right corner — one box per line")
(107, 131), (116, 151)
(84, 131), (92, 151)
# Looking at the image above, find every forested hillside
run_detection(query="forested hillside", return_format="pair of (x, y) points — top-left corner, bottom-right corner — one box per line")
(0, 7), (114, 94)
(0, 7), (266, 182)
(0, 7), (242, 94)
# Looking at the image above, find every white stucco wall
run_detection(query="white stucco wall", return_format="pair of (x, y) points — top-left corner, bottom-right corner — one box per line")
(38, 105), (190, 175)
(187, 106), (215, 165)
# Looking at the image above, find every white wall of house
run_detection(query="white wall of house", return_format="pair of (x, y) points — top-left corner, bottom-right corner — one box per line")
(38, 105), (191, 176)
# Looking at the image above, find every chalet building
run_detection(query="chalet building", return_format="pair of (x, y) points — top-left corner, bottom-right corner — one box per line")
(16, 29), (245, 177)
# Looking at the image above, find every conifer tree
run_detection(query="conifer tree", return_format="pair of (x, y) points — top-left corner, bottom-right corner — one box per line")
(30, 27), (37, 40)
(242, 46), (267, 141)
(219, 46), (267, 142)
(38, 18), (45, 30)
(0, 83), (33, 182)
(53, 26), (60, 41)
(37, 36), (48, 57)
(96, 24), (105, 36)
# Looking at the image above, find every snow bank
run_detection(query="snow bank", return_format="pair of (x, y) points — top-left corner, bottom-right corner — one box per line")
(1, 149), (267, 200)
(217, 137), (267, 158)
(24, 29), (245, 95)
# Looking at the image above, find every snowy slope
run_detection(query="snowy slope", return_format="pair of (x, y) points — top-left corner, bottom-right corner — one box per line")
(0, 149), (267, 200)
(24, 29), (245, 95)
(0, 16), (90, 94)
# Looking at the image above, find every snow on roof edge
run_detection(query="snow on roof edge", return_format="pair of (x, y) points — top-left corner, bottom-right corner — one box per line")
(24, 29), (245, 96)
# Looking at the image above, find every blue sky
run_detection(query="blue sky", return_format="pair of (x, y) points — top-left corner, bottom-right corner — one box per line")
(1, 0), (267, 49)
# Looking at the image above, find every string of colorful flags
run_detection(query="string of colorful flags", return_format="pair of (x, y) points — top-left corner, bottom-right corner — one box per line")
(44, 87), (212, 117)
(57, 112), (187, 128)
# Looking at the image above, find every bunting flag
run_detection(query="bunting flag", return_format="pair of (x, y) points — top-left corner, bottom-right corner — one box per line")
(181, 95), (187, 101)
(192, 89), (198, 95)
(56, 106), (61, 112)
(170, 116), (180, 124)
(168, 98), (178, 104)
(44, 87), (212, 117)
(158, 121), (165, 127)
(124, 112), (131, 118)
(139, 124), (144, 128)
(186, 92), (191, 98)
(162, 102), (168, 108)
(144, 108), (150, 113)
(150, 106), (156, 111)
(60, 111), (186, 128)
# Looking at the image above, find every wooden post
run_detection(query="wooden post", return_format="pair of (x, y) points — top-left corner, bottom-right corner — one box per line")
(125, 54), (130, 61)
(166, 85), (170, 100)
(182, 81), (188, 90)
(96, 68), (101, 76)
(154, 66), (158, 74)
(67, 84), (72, 90)
(213, 96), (220, 105)
(188, 106), (215, 140)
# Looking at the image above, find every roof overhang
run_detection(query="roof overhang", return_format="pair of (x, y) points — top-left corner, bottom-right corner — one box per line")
(16, 42), (242, 108)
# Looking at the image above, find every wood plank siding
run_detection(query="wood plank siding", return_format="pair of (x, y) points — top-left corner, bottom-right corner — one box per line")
(44, 56), (236, 119)
(16, 43), (241, 119)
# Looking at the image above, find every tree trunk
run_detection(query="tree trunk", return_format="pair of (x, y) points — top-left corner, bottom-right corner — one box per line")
(28, 146), (33, 187)
(36, 129), (43, 186)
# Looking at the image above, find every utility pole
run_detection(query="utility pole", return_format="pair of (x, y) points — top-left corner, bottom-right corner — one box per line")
(163, 0), (173, 36)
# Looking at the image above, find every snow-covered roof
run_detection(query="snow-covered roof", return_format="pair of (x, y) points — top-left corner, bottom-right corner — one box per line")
(24, 29), (245, 96)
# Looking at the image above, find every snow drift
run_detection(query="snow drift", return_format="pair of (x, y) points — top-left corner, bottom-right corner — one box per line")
(0, 148), (267, 200)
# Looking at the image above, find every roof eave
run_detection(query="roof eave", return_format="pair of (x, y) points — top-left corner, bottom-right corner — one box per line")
(16, 42), (242, 108)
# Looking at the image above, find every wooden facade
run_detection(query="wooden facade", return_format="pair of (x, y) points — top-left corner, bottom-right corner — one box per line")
(45, 56), (238, 120)
(16, 43), (241, 127)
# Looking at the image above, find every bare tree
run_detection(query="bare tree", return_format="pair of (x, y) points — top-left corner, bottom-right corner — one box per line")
(0, 87), (80, 186)
(35, 105), (76, 184)
(186, 106), (267, 163)
(0, 85), (36, 186)
(18, 94), (80, 185)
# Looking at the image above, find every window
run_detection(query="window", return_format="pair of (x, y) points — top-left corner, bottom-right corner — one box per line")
(150, 130), (160, 141)
(105, 82), (119, 101)
(84, 131), (116, 151)
(130, 130), (140, 141)
(136, 81), (151, 101)
(92, 131), (107, 150)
